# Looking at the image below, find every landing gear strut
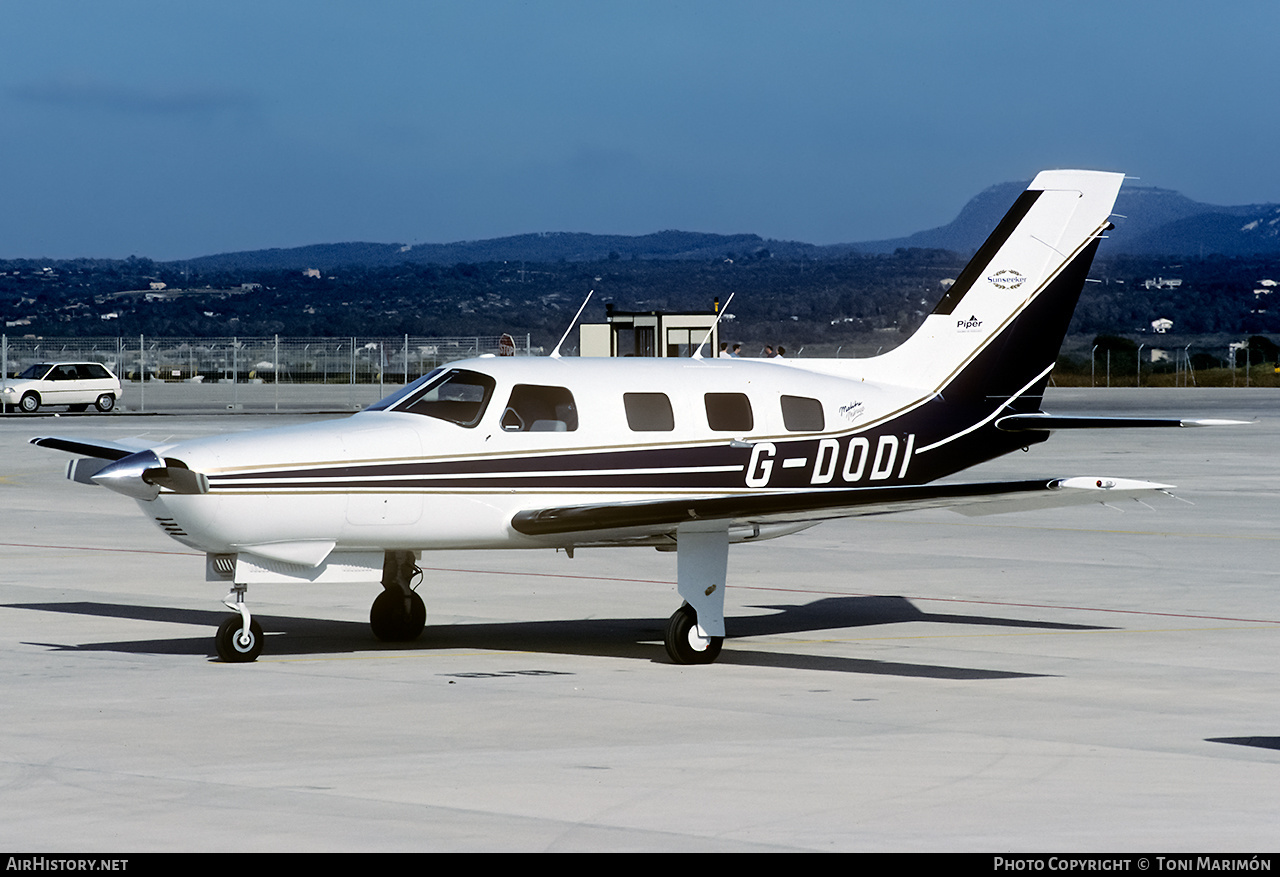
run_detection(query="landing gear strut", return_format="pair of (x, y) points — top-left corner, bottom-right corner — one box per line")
(371, 550), (426, 642)
(216, 583), (263, 662)
(663, 522), (730, 665)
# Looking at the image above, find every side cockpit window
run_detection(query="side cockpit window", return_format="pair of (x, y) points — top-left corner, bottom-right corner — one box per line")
(501, 384), (578, 432)
(368, 368), (495, 427)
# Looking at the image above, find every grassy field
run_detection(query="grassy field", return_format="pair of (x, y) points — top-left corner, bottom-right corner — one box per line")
(1051, 364), (1280, 388)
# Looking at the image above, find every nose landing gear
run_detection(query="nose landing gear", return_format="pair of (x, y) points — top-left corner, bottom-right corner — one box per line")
(216, 583), (263, 662)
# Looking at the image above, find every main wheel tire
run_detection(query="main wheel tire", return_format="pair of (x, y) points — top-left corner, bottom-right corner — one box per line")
(19, 393), (39, 413)
(370, 589), (426, 642)
(664, 603), (723, 665)
(95, 394), (115, 412)
(216, 616), (264, 663)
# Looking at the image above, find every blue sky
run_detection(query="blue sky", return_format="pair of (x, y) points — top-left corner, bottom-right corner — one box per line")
(2, 0), (1277, 260)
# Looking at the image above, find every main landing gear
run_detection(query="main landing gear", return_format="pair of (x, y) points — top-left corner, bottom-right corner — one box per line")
(662, 522), (730, 665)
(370, 589), (426, 641)
(370, 550), (426, 643)
(664, 603), (723, 664)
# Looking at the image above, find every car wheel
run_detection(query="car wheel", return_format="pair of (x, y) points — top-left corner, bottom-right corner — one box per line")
(95, 394), (115, 412)
(19, 393), (39, 413)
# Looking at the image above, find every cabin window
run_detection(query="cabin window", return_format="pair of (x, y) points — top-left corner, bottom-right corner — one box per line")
(704, 393), (753, 431)
(781, 395), (824, 431)
(623, 392), (674, 431)
(372, 368), (494, 427)
(501, 384), (578, 432)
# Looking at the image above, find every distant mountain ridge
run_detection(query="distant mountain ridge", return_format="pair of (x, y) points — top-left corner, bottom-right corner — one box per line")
(182, 230), (825, 272)
(173, 183), (1280, 271)
(857, 182), (1280, 257)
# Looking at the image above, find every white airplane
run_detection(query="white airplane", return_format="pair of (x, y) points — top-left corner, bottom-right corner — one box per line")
(32, 169), (1241, 664)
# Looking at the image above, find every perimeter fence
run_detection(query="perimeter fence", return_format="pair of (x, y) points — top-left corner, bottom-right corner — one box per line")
(1, 333), (534, 410)
(1, 334), (529, 384)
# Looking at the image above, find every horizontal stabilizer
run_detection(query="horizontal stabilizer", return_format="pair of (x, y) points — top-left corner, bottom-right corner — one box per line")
(997, 414), (1252, 431)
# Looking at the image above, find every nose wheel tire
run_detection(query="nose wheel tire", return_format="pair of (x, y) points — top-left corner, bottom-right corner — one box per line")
(216, 616), (264, 663)
(370, 589), (426, 642)
(664, 603), (723, 665)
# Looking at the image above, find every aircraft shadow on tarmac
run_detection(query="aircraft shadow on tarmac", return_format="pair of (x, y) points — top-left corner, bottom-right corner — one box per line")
(7, 595), (1112, 679)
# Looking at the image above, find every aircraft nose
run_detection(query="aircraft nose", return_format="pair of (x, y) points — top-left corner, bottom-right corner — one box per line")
(89, 450), (210, 501)
(90, 449), (164, 500)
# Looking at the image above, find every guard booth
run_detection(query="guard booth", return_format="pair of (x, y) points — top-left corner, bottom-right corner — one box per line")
(580, 303), (721, 357)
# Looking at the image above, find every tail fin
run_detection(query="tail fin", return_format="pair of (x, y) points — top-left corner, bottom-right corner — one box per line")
(851, 170), (1123, 407)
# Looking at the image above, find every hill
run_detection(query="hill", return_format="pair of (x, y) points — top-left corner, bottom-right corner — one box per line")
(169, 181), (1280, 271)
(855, 183), (1280, 257)
(183, 231), (824, 272)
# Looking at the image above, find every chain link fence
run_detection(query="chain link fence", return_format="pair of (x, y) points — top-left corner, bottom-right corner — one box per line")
(2, 334), (529, 381)
(1, 334), (532, 410)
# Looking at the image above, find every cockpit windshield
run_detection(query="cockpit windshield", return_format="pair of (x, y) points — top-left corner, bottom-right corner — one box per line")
(366, 369), (444, 411)
(365, 368), (495, 427)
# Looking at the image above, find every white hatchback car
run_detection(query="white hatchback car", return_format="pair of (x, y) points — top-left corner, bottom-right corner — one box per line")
(2, 362), (122, 413)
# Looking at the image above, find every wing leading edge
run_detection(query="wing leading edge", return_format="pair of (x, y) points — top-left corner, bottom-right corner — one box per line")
(510, 476), (1174, 539)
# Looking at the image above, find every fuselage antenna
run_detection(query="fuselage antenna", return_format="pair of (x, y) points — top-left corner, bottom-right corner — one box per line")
(550, 289), (594, 359)
(692, 292), (735, 359)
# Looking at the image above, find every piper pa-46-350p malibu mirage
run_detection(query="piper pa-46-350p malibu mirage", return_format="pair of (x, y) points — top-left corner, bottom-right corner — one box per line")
(33, 170), (1243, 663)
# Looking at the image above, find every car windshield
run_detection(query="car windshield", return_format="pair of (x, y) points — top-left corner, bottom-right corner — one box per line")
(366, 368), (495, 427)
(18, 364), (53, 380)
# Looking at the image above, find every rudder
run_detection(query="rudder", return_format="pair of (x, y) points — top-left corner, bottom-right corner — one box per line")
(849, 169), (1124, 402)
